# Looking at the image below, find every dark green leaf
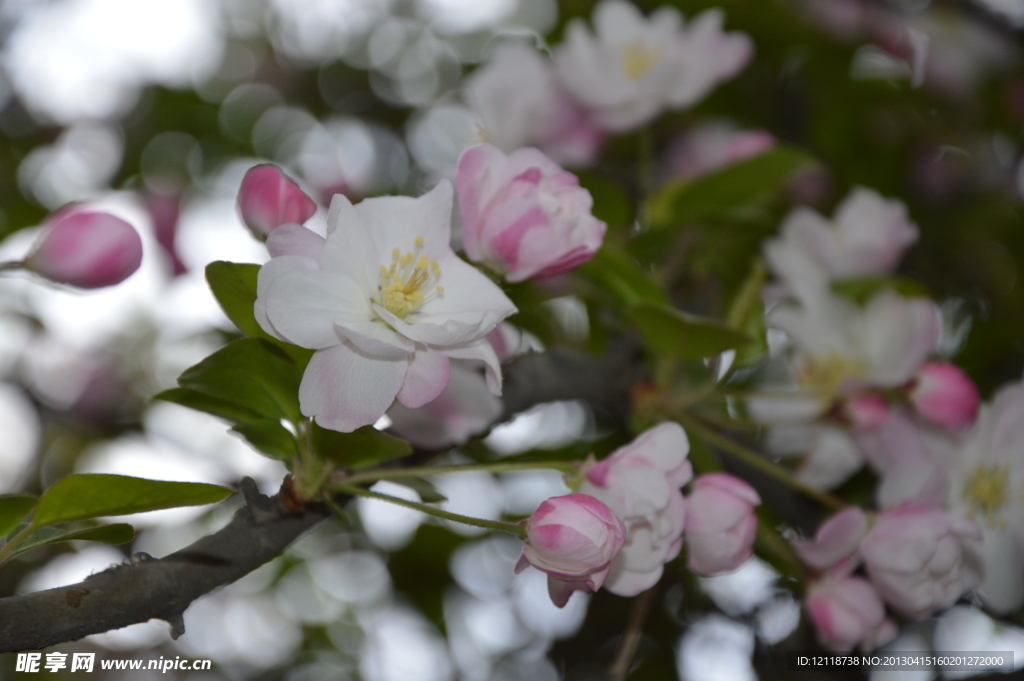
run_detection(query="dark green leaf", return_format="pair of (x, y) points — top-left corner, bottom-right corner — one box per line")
(832, 275), (931, 304)
(575, 247), (670, 309)
(629, 302), (753, 360)
(206, 261), (264, 338)
(313, 424), (412, 469)
(388, 477), (447, 502)
(0, 495), (36, 539)
(231, 421), (300, 461)
(649, 146), (816, 230)
(178, 338), (302, 423)
(33, 474), (234, 527)
(576, 172), (633, 232)
(14, 524), (135, 556)
(154, 387), (267, 425)
(725, 259), (769, 364)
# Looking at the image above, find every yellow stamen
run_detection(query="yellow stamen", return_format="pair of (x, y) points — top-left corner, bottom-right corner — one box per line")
(962, 464), (1010, 528)
(621, 40), (661, 80)
(375, 236), (444, 319)
(797, 352), (866, 403)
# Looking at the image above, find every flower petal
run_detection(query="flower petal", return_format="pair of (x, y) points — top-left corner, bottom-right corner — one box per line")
(441, 338), (503, 394)
(255, 255), (320, 341)
(265, 270), (368, 349)
(396, 350), (451, 409)
(413, 254), (518, 345)
(334, 319), (415, 357)
(299, 342), (408, 432)
(266, 223), (326, 261)
(358, 180), (454, 260)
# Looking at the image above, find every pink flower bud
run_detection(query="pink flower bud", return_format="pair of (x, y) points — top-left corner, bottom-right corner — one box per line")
(515, 494), (627, 608)
(237, 164), (317, 241)
(909, 362), (980, 431)
(684, 473), (761, 576)
(860, 502), (984, 618)
(806, 575), (896, 652)
(842, 394), (889, 431)
(791, 506), (868, 572)
(24, 210), (143, 289)
(456, 144), (606, 283)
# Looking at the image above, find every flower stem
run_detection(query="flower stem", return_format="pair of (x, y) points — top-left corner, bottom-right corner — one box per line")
(337, 461), (576, 487)
(335, 485), (526, 539)
(609, 585), (658, 681)
(677, 414), (844, 510)
(0, 261), (23, 274)
(0, 524), (35, 567)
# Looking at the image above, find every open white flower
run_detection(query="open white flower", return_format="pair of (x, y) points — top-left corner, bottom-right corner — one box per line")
(764, 187), (919, 306)
(554, 0), (752, 132)
(943, 384), (1024, 614)
(254, 181), (517, 432)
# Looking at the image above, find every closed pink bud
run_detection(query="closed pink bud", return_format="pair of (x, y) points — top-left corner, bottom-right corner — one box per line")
(806, 575), (896, 652)
(24, 210), (142, 289)
(791, 506), (868, 572)
(456, 144), (606, 283)
(684, 473), (761, 576)
(237, 164), (317, 241)
(909, 362), (980, 431)
(515, 494), (627, 608)
(860, 502), (983, 618)
(842, 394), (889, 431)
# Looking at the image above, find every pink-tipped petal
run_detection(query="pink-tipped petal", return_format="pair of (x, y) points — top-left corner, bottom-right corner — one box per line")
(25, 210), (143, 289)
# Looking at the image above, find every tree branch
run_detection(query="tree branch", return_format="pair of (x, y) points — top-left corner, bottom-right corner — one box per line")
(0, 347), (640, 653)
(0, 479), (331, 653)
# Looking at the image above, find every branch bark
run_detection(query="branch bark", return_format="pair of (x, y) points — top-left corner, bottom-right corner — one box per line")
(0, 479), (331, 653)
(0, 347), (638, 653)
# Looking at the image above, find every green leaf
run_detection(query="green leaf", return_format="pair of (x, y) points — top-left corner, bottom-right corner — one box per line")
(178, 338), (302, 423)
(14, 524), (135, 556)
(629, 301), (753, 360)
(388, 477), (447, 503)
(649, 146), (816, 230)
(575, 247), (670, 309)
(832, 275), (931, 305)
(725, 259), (769, 364)
(33, 474), (234, 527)
(154, 387), (267, 425)
(0, 495), (36, 539)
(206, 261), (264, 338)
(577, 172), (633, 232)
(231, 421), (300, 461)
(313, 424), (412, 470)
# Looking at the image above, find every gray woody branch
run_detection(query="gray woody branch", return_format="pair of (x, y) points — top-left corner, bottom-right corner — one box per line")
(0, 348), (636, 653)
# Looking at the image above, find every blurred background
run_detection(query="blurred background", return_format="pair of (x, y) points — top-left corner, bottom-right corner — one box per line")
(0, 0), (1023, 679)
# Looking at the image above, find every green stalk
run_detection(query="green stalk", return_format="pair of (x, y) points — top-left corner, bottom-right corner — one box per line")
(0, 525), (35, 567)
(677, 414), (844, 510)
(337, 460), (576, 487)
(335, 485), (526, 539)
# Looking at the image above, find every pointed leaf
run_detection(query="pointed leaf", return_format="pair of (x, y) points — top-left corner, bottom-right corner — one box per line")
(154, 387), (267, 425)
(206, 261), (265, 338)
(178, 338), (302, 423)
(629, 302), (753, 360)
(313, 424), (412, 470)
(14, 524), (135, 556)
(33, 475), (234, 527)
(575, 247), (669, 309)
(649, 146), (816, 229)
(0, 495), (36, 539)
(231, 421), (300, 461)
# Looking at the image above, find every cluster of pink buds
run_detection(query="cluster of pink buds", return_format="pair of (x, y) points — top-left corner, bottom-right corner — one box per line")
(793, 504), (983, 651)
(515, 423), (762, 607)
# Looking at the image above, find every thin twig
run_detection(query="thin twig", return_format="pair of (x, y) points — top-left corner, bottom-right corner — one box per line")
(609, 586), (659, 681)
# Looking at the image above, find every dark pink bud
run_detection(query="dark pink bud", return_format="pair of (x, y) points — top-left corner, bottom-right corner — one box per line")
(24, 211), (143, 289)
(909, 362), (980, 431)
(237, 164), (317, 241)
